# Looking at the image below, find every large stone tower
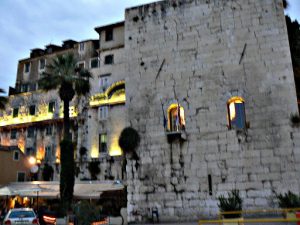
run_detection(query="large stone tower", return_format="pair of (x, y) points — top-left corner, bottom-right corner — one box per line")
(125, 0), (300, 222)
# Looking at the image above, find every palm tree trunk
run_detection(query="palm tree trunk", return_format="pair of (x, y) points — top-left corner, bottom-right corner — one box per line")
(63, 99), (71, 140)
(60, 98), (75, 214)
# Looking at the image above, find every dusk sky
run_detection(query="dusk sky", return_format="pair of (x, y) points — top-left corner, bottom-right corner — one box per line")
(0, 0), (299, 94)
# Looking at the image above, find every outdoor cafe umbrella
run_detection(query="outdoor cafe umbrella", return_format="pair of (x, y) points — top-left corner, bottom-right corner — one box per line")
(15, 186), (42, 210)
(0, 186), (16, 207)
(0, 186), (15, 196)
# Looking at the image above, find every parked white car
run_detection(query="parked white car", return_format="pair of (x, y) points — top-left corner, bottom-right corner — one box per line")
(3, 208), (39, 225)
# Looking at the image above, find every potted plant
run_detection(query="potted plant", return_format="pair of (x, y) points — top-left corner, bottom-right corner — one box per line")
(276, 191), (300, 220)
(218, 189), (243, 225)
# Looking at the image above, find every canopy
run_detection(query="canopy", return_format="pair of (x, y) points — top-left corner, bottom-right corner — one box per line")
(0, 186), (15, 196)
(0, 181), (124, 199)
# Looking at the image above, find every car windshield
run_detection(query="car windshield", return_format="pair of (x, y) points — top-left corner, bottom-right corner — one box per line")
(9, 211), (35, 218)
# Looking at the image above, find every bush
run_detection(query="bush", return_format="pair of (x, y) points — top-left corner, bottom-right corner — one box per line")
(73, 201), (102, 225)
(218, 189), (243, 218)
(276, 191), (300, 208)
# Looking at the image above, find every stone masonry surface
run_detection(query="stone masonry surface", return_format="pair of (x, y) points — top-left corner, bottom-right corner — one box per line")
(124, 0), (300, 222)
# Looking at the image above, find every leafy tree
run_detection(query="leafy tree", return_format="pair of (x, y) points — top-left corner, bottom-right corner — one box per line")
(0, 88), (8, 110)
(38, 53), (92, 214)
(118, 127), (140, 160)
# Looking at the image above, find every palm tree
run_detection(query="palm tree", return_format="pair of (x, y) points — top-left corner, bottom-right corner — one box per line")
(0, 88), (7, 110)
(38, 53), (92, 213)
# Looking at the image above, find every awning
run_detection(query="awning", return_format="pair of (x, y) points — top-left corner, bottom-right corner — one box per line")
(0, 181), (124, 199)
(73, 182), (123, 199)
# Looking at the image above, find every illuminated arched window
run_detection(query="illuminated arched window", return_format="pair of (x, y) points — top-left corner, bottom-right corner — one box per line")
(227, 96), (246, 130)
(168, 104), (185, 132)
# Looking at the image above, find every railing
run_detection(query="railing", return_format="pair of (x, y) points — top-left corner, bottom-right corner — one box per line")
(198, 208), (300, 225)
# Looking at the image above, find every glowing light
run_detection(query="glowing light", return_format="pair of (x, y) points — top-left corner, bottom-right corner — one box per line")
(229, 102), (236, 121)
(90, 146), (99, 158)
(28, 156), (36, 165)
(167, 103), (185, 131)
(108, 125), (123, 157)
(0, 104), (78, 127)
(109, 148), (122, 156)
(90, 80), (125, 107)
(55, 158), (60, 164)
(227, 96), (244, 121)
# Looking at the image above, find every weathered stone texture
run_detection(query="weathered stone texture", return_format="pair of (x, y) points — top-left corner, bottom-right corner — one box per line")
(125, 0), (300, 222)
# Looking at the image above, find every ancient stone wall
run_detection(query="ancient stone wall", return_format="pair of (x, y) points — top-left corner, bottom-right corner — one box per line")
(125, 0), (300, 222)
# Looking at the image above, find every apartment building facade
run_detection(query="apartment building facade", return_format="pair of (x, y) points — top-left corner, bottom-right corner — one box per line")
(0, 23), (126, 182)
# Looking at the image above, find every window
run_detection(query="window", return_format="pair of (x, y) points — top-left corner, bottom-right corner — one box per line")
(21, 84), (29, 92)
(24, 62), (30, 73)
(45, 146), (53, 162)
(104, 55), (114, 65)
(48, 101), (55, 113)
(99, 74), (110, 91)
(168, 104), (186, 132)
(27, 127), (35, 138)
(227, 96), (246, 130)
(77, 62), (85, 69)
(13, 151), (20, 161)
(98, 106), (108, 120)
(13, 108), (19, 118)
(10, 130), (17, 139)
(25, 147), (35, 156)
(105, 28), (113, 41)
(46, 125), (52, 135)
(29, 83), (37, 91)
(90, 58), (99, 68)
(79, 42), (85, 52)
(99, 133), (107, 153)
(29, 105), (36, 116)
(17, 172), (26, 182)
(39, 58), (46, 71)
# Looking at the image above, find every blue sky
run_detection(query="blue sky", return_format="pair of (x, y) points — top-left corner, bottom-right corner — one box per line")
(0, 0), (299, 94)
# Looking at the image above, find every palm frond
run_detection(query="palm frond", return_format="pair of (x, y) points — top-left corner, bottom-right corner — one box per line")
(74, 69), (92, 96)
(38, 73), (61, 91)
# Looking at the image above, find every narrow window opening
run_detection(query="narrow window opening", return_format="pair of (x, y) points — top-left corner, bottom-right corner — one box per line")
(24, 62), (30, 73)
(13, 108), (19, 118)
(99, 133), (107, 154)
(167, 104), (185, 132)
(105, 28), (113, 41)
(48, 101), (55, 113)
(29, 105), (36, 116)
(13, 151), (20, 161)
(104, 55), (114, 65)
(208, 174), (212, 196)
(10, 130), (17, 139)
(227, 96), (246, 130)
(17, 172), (25, 182)
(27, 127), (35, 138)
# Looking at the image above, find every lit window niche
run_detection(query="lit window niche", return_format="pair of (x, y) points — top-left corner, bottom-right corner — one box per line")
(167, 103), (185, 132)
(227, 96), (246, 130)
